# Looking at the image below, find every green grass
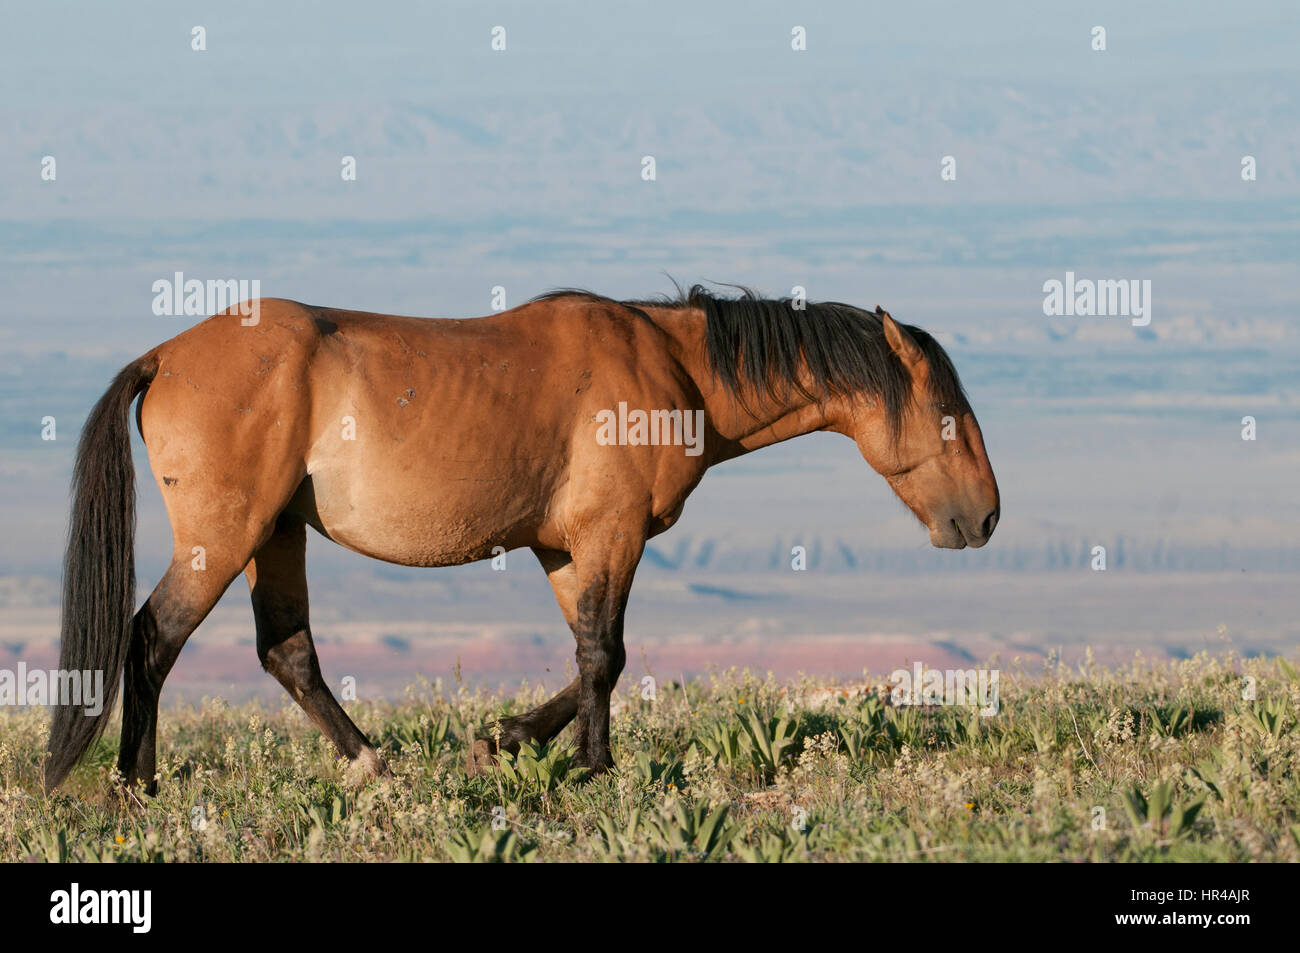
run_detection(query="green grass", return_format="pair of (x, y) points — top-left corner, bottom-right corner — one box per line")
(2, 649), (1298, 862)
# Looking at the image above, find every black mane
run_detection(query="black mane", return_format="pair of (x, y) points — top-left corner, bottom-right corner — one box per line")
(532, 284), (969, 436)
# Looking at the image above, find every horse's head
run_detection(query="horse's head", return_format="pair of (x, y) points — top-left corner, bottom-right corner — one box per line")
(843, 308), (1000, 549)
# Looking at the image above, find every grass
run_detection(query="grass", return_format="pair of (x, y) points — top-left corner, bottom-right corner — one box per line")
(1, 649), (1298, 862)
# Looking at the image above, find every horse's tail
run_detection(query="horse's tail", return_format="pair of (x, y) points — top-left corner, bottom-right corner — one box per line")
(44, 353), (158, 792)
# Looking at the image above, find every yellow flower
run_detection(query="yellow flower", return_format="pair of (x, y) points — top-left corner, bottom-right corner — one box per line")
(964, 802), (975, 811)
(114, 835), (125, 845)
(737, 698), (746, 705)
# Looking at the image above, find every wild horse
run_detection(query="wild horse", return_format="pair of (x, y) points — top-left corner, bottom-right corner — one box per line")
(45, 285), (999, 793)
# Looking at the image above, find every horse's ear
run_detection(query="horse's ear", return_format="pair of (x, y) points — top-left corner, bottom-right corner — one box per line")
(879, 308), (924, 370)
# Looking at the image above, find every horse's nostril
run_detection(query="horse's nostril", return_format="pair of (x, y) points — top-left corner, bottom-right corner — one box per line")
(980, 509), (998, 538)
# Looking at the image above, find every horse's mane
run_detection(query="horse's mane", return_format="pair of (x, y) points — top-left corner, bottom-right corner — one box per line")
(532, 284), (968, 437)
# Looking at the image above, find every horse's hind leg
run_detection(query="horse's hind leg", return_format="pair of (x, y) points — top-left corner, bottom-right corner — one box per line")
(246, 516), (387, 786)
(120, 555), (246, 795)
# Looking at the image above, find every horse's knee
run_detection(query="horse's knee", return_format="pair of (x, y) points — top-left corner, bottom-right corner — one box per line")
(579, 642), (625, 695)
(257, 625), (316, 682)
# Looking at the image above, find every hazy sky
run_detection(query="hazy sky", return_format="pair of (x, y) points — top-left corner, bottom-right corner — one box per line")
(5, 1), (1299, 106)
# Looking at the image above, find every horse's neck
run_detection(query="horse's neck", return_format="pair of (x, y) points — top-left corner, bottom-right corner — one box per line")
(640, 304), (836, 464)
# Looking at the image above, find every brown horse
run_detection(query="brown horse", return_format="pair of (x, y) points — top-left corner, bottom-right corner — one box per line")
(44, 285), (999, 794)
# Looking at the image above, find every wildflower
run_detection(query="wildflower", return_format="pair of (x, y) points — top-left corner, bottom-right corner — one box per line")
(113, 835), (125, 846)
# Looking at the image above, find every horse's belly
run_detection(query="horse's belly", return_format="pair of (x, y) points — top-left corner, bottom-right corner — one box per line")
(288, 465), (546, 568)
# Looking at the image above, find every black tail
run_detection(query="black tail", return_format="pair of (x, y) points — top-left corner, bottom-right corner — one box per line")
(44, 355), (157, 792)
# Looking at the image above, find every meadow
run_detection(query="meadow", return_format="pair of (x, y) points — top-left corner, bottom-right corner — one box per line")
(1, 650), (1297, 862)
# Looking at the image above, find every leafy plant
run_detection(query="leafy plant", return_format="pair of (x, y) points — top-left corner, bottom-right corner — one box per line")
(690, 720), (747, 769)
(382, 712), (452, 759)
(883, 706), (925, 749)
(838, 723), (873, 761)
(298, 793), (349, 830)
(630, 751), (685, 789)
(1148, 705), (1194, 739)
(447, 826), (535, 863)
(1244, 698), (1292, 740)
(734, 828), (808, 863)
(741, 710), (798, 780)
(494, 740), (582, 796)
(643, 801), (737, 861)
(1121, 781), (1205, 840)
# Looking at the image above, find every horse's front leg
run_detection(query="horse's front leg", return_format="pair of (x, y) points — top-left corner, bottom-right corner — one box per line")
(568, 531), (644, 775)
(467, 536), (643, 777)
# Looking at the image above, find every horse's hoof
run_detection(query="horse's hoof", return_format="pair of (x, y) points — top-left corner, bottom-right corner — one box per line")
(344, 749), (389, 790)
(569, 755), (612, 781)
(113, 784), (150, 811)
(466, 738), (497, 777)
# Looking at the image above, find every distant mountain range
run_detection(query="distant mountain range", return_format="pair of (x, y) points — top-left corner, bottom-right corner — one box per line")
(6, 74), (1299, 226)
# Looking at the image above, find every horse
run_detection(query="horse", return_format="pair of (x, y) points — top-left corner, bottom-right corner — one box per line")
(44, 285), (999, 794)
